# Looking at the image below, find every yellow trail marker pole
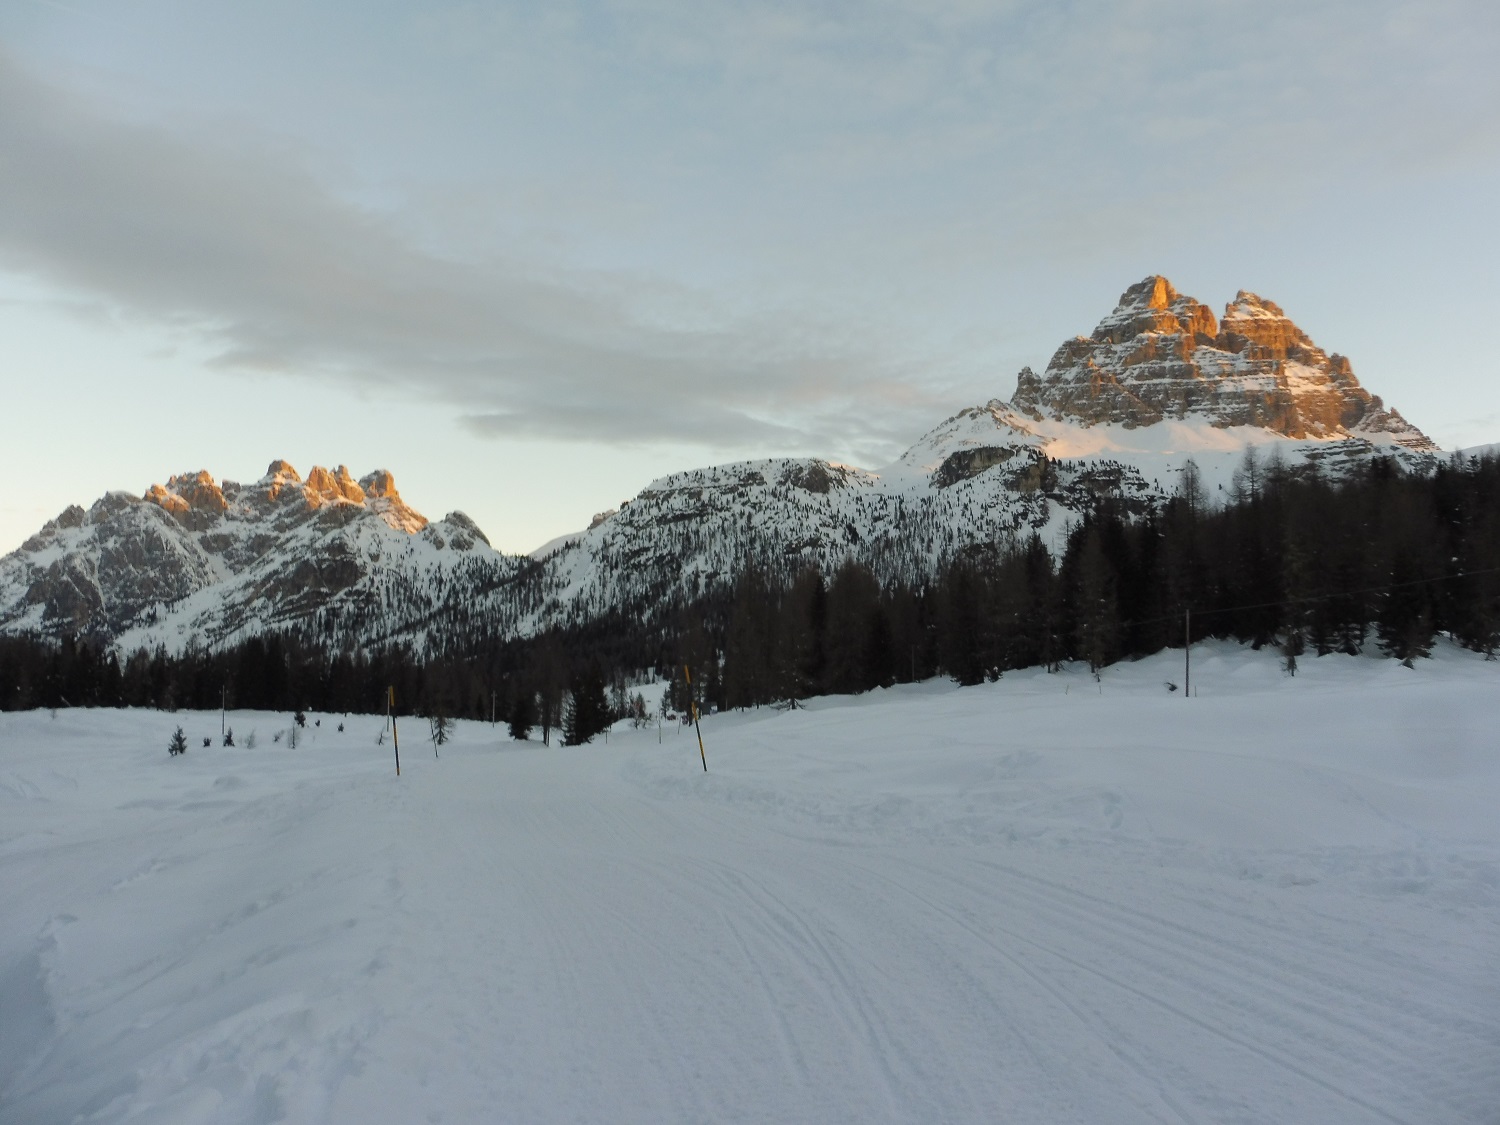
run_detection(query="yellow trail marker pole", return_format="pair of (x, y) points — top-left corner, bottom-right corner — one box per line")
(684, 665), (707, 773)
(389, 686), (401, 777)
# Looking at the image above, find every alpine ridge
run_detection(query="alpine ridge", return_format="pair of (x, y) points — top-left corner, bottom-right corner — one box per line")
(0, 461), (530, 652)
(0, 277), (1450, 653)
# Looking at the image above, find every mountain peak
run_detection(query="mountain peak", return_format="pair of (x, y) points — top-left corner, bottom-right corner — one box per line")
(132, 462), (429, 531)
(1011, 277), (1435, 449)
(1087, 275), (1219, 347)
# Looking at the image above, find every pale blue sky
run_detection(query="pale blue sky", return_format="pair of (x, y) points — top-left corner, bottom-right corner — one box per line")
(1, 0), (1497, 554)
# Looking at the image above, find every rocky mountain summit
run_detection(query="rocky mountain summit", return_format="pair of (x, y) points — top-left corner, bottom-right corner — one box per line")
(0, 277), (1450, 653)
(1011, 276), (1436, 448)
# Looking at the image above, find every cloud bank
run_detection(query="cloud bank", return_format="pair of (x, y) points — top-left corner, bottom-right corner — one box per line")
(0, 52), (938, 464)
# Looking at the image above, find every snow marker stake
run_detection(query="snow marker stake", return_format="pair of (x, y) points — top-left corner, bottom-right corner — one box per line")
(389, 686), (401, 777)
(684, 665), (707, 772)
(1184, 607), (1191, 701)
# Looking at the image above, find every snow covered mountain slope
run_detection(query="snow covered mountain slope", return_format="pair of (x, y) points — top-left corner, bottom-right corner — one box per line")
(0, 462), (533, 652)
(0, 277), (1451, 652)
(534, 276), (1442, 617)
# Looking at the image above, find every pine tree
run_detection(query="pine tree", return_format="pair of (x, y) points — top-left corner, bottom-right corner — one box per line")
(168, 726), (187, 756)
(563, 668), (610, 745)
(1074, 526), (1120, 676)
(507, 691), (536, 740)
(941, 559), (987, 686)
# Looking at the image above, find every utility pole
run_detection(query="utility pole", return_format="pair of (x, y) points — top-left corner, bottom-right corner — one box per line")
(221, 685), (226, 736)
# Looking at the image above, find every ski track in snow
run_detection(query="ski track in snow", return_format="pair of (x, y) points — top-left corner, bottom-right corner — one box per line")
(2, 642), (1498, 1124)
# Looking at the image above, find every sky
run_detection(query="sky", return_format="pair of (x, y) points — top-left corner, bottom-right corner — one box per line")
(1, 0), (1497, 556)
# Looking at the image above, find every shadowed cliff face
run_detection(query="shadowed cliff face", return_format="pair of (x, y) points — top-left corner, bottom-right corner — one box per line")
(1012, 276), (1436, 449)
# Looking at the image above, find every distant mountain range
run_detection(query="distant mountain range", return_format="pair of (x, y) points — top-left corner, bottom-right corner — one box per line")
(0, 276), (1449, 653)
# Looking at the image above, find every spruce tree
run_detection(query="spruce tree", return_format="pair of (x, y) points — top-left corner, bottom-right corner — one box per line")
(563, 668), (610, 745)
(507, 691), (536, 740)
(168, 726), (187, 756)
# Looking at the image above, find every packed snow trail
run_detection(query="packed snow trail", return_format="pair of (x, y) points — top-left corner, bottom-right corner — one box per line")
(2, 643), (1498, 1123)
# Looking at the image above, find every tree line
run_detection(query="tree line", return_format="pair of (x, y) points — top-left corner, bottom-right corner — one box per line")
(3, 450), (1497, 730)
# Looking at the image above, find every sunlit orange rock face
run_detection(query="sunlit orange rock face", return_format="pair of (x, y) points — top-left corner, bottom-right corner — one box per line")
(1012, 275), (1435, 449)
(261, 460), (303, 502)
(142, 471), (228, 530)
(334, 465), (365, 504)
(138, 461), (426, 532)
(359, 469), (396, 499)
(296, 465), (369, 507)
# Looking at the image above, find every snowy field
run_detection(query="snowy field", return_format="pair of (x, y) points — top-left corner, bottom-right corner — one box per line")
(2, 644), (1498, 1125)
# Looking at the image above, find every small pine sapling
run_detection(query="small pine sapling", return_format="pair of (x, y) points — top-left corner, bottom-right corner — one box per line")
(223, 728), (235, 747)
(168, 726), (187, 756)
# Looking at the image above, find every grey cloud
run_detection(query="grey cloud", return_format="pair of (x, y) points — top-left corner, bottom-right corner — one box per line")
(428, 0), (1499, 176)
(0, 53), (940, 462)
(408, 0), (1500, 296)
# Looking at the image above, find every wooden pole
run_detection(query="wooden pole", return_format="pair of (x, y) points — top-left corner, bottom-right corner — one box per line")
(685, 665), (707, 772)
(390, 686), (401, 777)
(1185, 607), (1191, 700)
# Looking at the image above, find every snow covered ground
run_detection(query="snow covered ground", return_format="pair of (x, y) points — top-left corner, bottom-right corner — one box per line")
(2, 643), (1498, 1124)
